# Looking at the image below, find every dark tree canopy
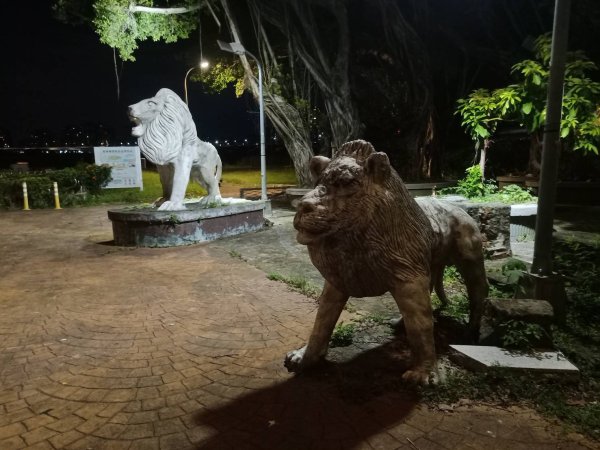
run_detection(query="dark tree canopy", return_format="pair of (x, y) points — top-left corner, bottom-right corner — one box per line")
(53, 0), (600, 181)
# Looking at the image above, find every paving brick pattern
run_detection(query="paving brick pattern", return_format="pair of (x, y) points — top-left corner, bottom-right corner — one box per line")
(0, 207), (595, 449)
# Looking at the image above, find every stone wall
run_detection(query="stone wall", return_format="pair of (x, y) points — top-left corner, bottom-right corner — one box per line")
(439, 196), (511, 258)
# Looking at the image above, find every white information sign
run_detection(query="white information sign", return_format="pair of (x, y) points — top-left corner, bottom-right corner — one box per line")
(93, 146), (143, 190)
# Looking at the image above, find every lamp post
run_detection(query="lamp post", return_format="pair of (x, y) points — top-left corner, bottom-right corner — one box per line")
(217, 40), (267, 204)
(184, 60), (210, 106)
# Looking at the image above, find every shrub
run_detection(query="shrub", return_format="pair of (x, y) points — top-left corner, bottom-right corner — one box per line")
(455, 165), (497, 198)
(0, 164), (112, 208)
(440, 165), (536, 204)
(0, 174), (53, 208)
(74, 164), (112, 195)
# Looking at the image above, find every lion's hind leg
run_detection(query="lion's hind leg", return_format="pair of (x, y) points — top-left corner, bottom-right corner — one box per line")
(197, 164), (222, 207)
(454, 226), (489, 339)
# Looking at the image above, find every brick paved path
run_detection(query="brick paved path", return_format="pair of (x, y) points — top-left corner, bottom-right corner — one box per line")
(0, 207), (595, 449)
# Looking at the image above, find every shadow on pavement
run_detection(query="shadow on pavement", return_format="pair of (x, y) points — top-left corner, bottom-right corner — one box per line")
(192, 341), (420, 449)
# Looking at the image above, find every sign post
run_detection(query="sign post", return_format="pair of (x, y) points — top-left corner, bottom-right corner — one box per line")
(93, 146), (143, 190)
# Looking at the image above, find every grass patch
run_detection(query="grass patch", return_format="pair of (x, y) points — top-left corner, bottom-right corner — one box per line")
(431, 267), (470, 323)
(51, 166), (297, 207)
(330, 322), (356, 347)
(229, 249), (243, 259)
(221, 166), (297, 185)
(267, 272), (320, 299)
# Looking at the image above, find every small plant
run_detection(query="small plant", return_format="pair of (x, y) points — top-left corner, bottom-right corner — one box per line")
(495, 184), (536, 203)
(439, 293), (470, 323)
(441, 165), (497, 199)
(330, 322), (356, 347)
(267, 272), (321, 299)
(343, 303), (357, 313)
(441, 166), (536, 204)
(166, 214), (180, 224)
(488, 284), (513, 299)
(229, 249), (242, 259)
(501, 258), (527, 284)
(497, 319), (546, 350)
(443, 266), (462, 284)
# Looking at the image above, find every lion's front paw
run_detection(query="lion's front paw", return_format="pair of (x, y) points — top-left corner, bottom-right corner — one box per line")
(284, 346), (321, 373)
(402, 368), (432, 385)
(199, 195), (222, 207)
(284, 346), (307, 372)
(157, 201), (186, 211)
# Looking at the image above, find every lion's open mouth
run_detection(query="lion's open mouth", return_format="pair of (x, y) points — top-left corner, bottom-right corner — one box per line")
(129, 115), (143, 137)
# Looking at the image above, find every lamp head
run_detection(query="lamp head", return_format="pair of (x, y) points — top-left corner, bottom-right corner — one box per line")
(217, 40), (246, 55)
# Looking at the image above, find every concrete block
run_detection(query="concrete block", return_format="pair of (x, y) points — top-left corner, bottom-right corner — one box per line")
(450, 345), (579, 378)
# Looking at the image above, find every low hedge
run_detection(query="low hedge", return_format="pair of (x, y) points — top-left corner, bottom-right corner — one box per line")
(0, 164), (112, 208)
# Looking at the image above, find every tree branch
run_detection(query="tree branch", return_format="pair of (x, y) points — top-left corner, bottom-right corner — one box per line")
(129, 3), (200, 15)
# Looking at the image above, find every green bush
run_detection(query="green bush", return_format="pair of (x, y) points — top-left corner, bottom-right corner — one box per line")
(0, 175), (53, 208)
(0, 164), (112, 209)
(452, 165), (497, 198)
(74, 164), (112, 195)
(440, 165), (536, 204)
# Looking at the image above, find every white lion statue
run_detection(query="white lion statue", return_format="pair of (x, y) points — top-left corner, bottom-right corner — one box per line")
(128, 88), (222, 210)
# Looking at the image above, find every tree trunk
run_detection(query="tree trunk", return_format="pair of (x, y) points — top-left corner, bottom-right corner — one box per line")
(480, 138), (491, 179)
(263, 93), (314, 187)
(528, 133), (542, 176)
(220, 0), (314, 187)
(255, 0), (363, 151)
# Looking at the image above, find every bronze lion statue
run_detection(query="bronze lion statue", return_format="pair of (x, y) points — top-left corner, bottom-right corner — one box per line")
(286, 140), (436, 384)
(128, 88), (222, 210)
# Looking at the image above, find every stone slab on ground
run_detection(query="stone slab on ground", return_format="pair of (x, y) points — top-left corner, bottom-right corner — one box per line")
(450, 345), (580, 377)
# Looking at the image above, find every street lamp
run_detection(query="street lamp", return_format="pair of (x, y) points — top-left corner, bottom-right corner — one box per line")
(184, 60), (210, 106)
(217, 40), (267, 204)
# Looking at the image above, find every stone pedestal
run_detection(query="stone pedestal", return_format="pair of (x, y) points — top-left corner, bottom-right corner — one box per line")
(108, 200), (266, 247)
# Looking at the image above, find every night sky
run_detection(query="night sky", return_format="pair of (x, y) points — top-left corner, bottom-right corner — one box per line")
(1, 2), (257, 146)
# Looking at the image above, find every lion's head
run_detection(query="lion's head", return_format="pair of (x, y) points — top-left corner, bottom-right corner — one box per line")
(294, 140), (403, 245)
(293, 140), (433, 292)
(128, 88), (197, 165)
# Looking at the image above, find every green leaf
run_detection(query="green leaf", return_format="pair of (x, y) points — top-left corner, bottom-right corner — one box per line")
(522, 102), (533, 114)
(560, 127), (570, 138)
(474, 125), (490, 138)
(532, 74), (542, 85)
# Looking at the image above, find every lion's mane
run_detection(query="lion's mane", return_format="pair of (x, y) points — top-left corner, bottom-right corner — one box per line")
(138, 88), (197, 165)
